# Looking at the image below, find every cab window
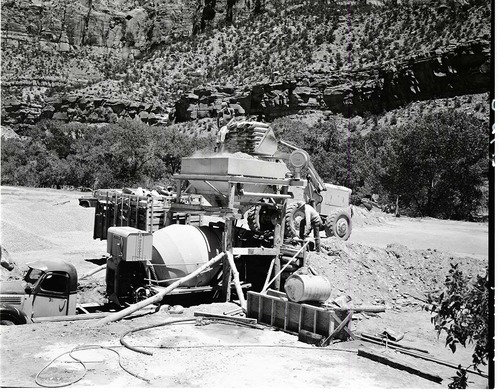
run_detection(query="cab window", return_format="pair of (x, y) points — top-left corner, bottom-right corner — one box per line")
(24, 268), (43, 285)
(39, 273), (68, 295)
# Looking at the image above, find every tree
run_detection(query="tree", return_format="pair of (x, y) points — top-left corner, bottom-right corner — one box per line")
(380, 112), (488, 219)
(430, 264), (490, 388)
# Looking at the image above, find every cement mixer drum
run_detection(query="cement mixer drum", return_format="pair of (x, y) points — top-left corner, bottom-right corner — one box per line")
(151, 224), (224, 287)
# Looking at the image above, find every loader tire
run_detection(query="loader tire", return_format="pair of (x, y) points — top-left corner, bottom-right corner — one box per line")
(247, 205), (277, 233)
(285, 202), (311, 238)
(324, 210), (352, 240)
(247, 206), (261, 232)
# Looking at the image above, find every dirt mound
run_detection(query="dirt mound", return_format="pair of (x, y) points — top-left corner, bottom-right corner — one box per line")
(77, 277), (107, 304)
(307, 237), (487, 309)
(351, 205), (388, 227)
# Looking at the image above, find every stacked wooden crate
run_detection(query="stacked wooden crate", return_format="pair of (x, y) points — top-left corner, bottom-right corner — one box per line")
(92, 190), (204, 240)
(92, 191), (170, 240)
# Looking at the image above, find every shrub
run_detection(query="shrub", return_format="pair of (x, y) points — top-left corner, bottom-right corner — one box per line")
(430, 264), (490, 388)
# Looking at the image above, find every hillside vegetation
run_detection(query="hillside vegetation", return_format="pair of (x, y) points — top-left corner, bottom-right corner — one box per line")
(74, 0), (491, 105)
(1, 106), (488, 220)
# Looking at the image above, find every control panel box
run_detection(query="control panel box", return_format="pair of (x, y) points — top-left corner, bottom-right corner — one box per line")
(107, 227), (153, 261)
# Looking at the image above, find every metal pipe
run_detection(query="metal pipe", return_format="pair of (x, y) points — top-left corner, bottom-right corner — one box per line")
(204, 180), (227, 198)
(262, 241), (309, 293)
(240, 190), (291, 199)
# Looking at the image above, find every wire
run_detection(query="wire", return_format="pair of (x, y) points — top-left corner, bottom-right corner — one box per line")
(35, 345), (149, 388)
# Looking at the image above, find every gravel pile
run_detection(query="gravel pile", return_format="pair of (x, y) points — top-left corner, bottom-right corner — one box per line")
(308, 237), (487, 309)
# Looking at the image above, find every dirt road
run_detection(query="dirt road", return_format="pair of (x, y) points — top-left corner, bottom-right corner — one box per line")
(0, 187), (490, 388)
(350, 216), (488, 259)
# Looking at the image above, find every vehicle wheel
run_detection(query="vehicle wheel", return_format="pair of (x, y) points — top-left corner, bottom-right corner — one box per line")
(285, 202), (311, 238)
(0, 319), (15, 326)
(247, 205), (278, 233)
(247, 206), (260, 232)
(324, 210), (352, 240)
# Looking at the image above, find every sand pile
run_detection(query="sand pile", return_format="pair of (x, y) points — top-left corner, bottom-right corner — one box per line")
(351, 205), (388, 228)
(307, 237), (487, 309)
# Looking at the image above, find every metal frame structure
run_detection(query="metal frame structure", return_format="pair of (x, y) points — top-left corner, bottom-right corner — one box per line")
(170, 173), (307, 300)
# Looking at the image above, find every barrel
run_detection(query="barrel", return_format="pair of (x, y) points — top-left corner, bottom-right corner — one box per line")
(284, 274), (332, 303)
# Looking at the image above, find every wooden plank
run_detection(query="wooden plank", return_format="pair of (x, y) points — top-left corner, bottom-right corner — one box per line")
(262, 259), (276, 293)
(135, 195), (139, 229)
(257, 294), (262, 323)
(299, 330), (324, 346)
(297, 305), (303, 333)
(358, 347), (443, 384)
(322, 311), (353, 346)
(300, 306), (316, 334)
(272, 219), (284, 291)
(193, 311), (257, 324)
(173, 173), (297, 186)
(170, 203), (237, 214)
(273, 299), (286, 329)
(233, 247), (279, 256)
(330, 311), (356, 340)
(113, 193), (118, 226)
(247, 291), (259, 320)
(324, 305), (386, 313)
(261, 295), (272, 325)
(266, 289), (287, 300)
(285, 301), (301, 333)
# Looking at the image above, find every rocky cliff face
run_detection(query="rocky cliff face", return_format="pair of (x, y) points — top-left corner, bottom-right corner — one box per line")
(175, 40), (490, 121)
(1, 0), (195, 52)
(0, 0), (252, 126)
(1, 0), (491, 127)
(0, 40), (489, 126)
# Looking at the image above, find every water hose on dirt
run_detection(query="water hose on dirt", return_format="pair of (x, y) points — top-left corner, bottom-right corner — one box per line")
(120, 316), (266, 355)
(36, 317), (356, 388)
(120, 318), (197, 355)
(35, 344), (149, 387)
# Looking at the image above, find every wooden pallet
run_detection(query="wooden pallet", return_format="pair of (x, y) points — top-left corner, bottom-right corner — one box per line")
(247, 291), (351, 341)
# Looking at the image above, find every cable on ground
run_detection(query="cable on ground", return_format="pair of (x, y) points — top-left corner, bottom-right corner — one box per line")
(120, 317), (357, 355)
(138, 343), (357, 354)
(37, 316), (356, 387)
(35, 344), (149, 388)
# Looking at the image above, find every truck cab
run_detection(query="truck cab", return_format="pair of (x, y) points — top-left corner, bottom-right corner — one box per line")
(0, 260), (78, 325)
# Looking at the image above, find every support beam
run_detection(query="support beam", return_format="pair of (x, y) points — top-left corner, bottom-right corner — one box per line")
(273, 222), (283, 290)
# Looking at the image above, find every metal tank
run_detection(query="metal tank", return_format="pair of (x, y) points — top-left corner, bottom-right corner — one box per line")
(151, 224), (224, 287)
